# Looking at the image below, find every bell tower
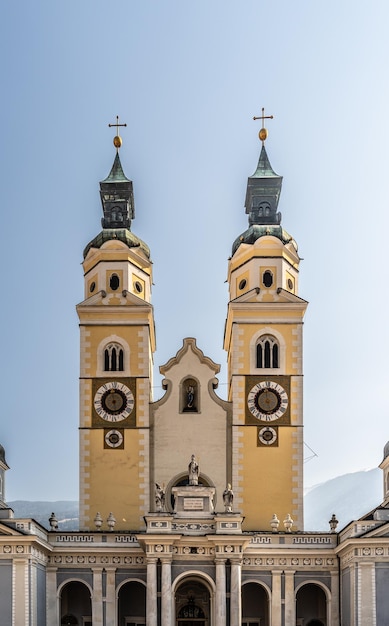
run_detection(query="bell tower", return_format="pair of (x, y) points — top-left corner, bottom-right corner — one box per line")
(224, 114), (308, 531)
(77, 121), (155, 531)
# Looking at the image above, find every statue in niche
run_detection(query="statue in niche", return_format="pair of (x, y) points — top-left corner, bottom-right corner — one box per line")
(187, 385), (194, 408)
(182, 379), (197, 412)
(188, 454), (199, 485)
(223, 484), (234, 512)
(155, 483), (165, 512)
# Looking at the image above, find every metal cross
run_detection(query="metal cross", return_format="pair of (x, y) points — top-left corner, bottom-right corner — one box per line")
(253, 107), (274, 125)
(253, 107), (274, 144)
(108, 115), (127, 134)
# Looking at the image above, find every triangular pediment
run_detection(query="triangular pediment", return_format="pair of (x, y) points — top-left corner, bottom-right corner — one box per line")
(77, 289), (151, 308)
(230, 287), (308, 305)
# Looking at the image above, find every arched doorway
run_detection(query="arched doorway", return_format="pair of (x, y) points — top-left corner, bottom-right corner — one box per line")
(117, 580), (146, 625)
(296, 583), (327, 625)
(175, 579), (210, 625)
(242, 582), (270, 626)
(60, 581), (92, 626)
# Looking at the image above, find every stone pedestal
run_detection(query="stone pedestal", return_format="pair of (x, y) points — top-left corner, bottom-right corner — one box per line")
(171, 485), (215, 516)
(215, 513), (243, 534)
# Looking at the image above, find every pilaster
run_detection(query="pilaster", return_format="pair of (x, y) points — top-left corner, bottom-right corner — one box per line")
(92, 567), (103, 626)
(161, 557), (172, 626)
(271, 570), (282, 626)
(284, 569), (296, 626)
(46, 567), (58, 626)
(215, 558), (227, 626)
(358, 562), (376, 626)
(105, 567), (116, 626)
(331, 568), (340, 626)
(146, 557), (158, 626)
(13, 558), (29, 626)
(230, 557), (242, 626)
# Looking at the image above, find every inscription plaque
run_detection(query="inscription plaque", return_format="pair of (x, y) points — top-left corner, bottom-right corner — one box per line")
(184, 498), (204, 510)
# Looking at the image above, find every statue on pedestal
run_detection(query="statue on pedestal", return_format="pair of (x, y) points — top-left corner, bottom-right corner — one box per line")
(223, 484), (234, 512)
(188, 454), (199, 485)
(155, 483), (165, 512)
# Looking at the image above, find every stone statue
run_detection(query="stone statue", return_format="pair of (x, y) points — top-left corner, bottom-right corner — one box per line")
(223, 484), (233, 512)
(187, 385), (194, 409)
(188, 454), (199, 485)
(155, 483), (165, 512)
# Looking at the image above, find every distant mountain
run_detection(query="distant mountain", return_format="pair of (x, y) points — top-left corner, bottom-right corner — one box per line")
(8, 500), (79, 531)
(304, 468), (382, 531)
(7, 470), (383, 533)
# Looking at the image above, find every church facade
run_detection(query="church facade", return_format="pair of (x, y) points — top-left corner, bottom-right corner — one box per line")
(1, 125), (389, 625)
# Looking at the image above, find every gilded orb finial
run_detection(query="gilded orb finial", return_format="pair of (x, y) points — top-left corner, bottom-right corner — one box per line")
(253, 107), (274, 145)
(108, 115), (127, 151)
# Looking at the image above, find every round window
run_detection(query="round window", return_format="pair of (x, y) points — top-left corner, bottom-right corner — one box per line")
(287, 278), (294, 290)
(110, 274), (120, 291)
(239, 279), (247, 290)
(263, 271), (273, 288)
(134, 281), (143, 293)
(90, 281), (96, 293)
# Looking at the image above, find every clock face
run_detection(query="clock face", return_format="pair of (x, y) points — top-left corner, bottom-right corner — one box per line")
(258, 426), (278, 446)
(247, 381), (288, 421)
(105, 429), (124, 448)
(94, 381), (134, 422)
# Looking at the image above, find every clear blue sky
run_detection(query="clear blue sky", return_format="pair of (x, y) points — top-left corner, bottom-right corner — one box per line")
(1, 0), (389, 501)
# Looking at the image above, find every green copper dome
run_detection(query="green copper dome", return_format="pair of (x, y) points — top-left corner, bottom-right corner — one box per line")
(83, 228), (150, 259)
(232, 224), (297, 256)
(84, 149), (150, 259)
(232, 144), (298, 255)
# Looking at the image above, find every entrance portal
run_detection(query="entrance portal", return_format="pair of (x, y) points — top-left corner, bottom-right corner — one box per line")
(175, 579), (210, 626)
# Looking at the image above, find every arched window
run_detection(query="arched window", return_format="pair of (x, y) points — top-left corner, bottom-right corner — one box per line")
(104, 343), (124, 372)
(256, 335), (279, 369)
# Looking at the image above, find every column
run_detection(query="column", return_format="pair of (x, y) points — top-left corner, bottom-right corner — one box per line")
(330, 568), (340, 626)
(230, 558), (242, 626)
(271, 570), (282, 626)
(161, 557), (172, 626)
(92, 568), (103, 626)
(146, 557), (158, 626)
(215, 558), (226, 626)
(105, 567), (117, 626)
(46, 567), (58, 626)
(284, 570), (296, 626)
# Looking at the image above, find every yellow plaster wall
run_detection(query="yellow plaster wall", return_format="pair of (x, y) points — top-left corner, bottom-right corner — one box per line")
(238, 322), (300, 373)
(238, 425), (300, 531)
(82, 324), (147, 377)
(86, 428), (144, 531)
(225, 235), (306, 530)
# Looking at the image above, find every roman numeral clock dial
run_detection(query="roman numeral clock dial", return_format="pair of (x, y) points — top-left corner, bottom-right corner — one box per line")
(247, 381), (288, 421)
(94, 381), (134, 422)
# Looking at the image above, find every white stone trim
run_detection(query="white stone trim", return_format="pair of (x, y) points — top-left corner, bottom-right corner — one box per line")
(79, 429), (90, 527)
(80, 328), (91, 377)
(137, 327), (150, 377)
(139, 429), (149, 524)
